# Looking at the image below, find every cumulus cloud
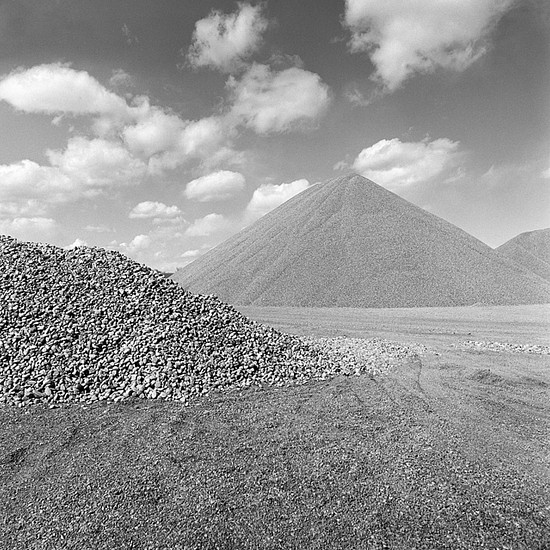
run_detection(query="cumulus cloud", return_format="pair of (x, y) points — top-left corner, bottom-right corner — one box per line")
(126, 114), (230, 174)
(47, 137), (147, 190)
(343, 0), (514, 90)
(187, 3), (269, 73)
(351, 138), (463, 189)
(184, 170), (246, 202)
(179, 117), (227, 157)
(0, 200), (47, 218)
(0, 63), (130, 118)
(246, 178), (310, 218)
(0, 64), (234, 173)
(123, 107), (185, 158)
(129, 201), (182, 220)
(228, 64), (331, 134)
(120, 234), (152, 253)
(0, 138), (147, 221)
(185, 213), (227, 237)
(0, 160), (75, 207)
(0, 217), (57, 240)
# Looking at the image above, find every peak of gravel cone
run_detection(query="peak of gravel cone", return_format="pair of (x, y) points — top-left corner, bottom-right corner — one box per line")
(496, 228), (550, 281)
(173, 174), (550, 307)
(0, 235), (353, 407)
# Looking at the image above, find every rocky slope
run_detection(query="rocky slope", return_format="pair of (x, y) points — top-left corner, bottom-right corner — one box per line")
(1, 235), (393, 407)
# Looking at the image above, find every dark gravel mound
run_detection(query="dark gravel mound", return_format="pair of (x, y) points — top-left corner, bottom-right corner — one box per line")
(0, 235), (349, 407)
(497, 228), (550, 281)
(173, 174), (550, 307)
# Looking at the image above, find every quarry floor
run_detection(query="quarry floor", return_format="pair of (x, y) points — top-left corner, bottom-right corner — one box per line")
(1, 304), (549, 549)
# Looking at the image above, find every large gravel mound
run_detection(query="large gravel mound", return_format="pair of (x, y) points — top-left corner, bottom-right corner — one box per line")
(0, 236), (366, 407)
(497, 228), (550, 281)
(174, 174), (550, 307)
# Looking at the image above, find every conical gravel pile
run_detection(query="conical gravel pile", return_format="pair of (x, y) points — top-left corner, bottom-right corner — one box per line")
(497, 228), (550, 281)
(0, 236), (349, 407)
(174, 174), (550, 307)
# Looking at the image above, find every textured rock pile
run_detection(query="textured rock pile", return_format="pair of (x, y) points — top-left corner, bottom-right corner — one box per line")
(0, 236), (382, 407)
(304, 337), (428, 375)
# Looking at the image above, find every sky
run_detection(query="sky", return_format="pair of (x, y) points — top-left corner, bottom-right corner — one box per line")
(0, 0), (548, 271)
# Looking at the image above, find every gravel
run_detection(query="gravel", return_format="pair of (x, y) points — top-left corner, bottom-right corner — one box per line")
(456, 340), (550, 355)
(304, 337), (429, 375)
(0, 236), (419, 408)
(173, 174), (550, 308)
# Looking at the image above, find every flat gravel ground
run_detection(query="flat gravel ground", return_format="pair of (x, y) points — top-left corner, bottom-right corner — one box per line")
(1, 347), (549, 549)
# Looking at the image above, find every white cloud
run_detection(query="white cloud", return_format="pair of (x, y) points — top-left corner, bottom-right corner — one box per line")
(0, 138), (147, 220)
(0, 64), (231, 170)
(0, 160), (75, 206)
(0, 217), (57, 240)
(246, 178), (310, 218)
(0, 199), (47, 217)
(0, 63), (130, 118)
(128, 115), (230, 175)
(123, 107), (185, 158)
(120, 234), (152, 253)
(181, 249), (202, 259)
(351, 138), (463, 189)
(85, 224), (113, 233)
(64, 238), (88, 250)
(185, 213), (227, 237)
(129, 201), (182, 219)
(184, 170), (245, 202)
(228, 64), (331, 134)
(179, 117), (227, 157)
(47, 137), (147, 190)
(187, 3), (269, 73)
(343, 0), (514, 91)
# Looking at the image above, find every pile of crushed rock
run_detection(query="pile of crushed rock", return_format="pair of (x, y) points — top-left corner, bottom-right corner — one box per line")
(303, 337), (428, 375)
(0, 236), (419, 407)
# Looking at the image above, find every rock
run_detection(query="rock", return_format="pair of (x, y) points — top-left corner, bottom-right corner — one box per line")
(0, 235), (420, 408)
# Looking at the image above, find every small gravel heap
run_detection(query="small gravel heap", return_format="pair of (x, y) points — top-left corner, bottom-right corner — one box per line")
(457, 340), (550, 355)
(304, 337), (428, 375)
(0, 236), (422, 407)
(0, 236), (339, 407)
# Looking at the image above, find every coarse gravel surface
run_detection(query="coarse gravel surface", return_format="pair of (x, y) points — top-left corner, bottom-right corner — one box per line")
(0, 235), (420, 408)
(456, 340), (550, 355)
(303, 336), (430, 375)
(2, 237), (549, 549)
(1, 370), (548, 550)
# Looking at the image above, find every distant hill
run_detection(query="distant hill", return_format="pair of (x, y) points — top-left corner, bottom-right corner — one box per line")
(496, 228), (550, 281)
(173, 174), (550, 307)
